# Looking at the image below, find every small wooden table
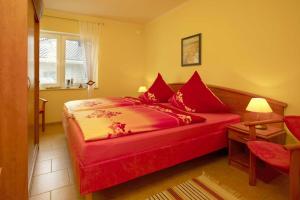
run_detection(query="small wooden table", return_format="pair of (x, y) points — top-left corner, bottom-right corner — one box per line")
(227, 122), (286, 182)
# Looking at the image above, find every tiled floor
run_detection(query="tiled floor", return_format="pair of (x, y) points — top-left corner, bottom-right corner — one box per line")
(30, 124), (83, 200)
(30, 123), (289, 200)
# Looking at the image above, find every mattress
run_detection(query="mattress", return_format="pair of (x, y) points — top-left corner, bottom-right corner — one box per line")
(65, 104), (240, 167)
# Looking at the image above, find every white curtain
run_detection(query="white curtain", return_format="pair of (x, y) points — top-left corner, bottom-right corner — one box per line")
(79, 21), (101, 97)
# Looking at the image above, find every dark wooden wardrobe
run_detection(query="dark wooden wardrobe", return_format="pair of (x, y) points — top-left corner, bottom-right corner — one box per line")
(0, 0), (43, 199)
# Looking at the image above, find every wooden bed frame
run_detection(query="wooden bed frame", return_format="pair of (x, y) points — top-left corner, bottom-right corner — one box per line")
(169, 83), (288, 127)
(81, 84), (287, 200)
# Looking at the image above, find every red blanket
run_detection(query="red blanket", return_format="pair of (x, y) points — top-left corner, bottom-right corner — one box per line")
(64, 97), (142, 114)
(72, 104), (206, 141)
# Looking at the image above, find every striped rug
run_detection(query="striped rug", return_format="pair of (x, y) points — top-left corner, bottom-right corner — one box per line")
(146, 173), (242, 200)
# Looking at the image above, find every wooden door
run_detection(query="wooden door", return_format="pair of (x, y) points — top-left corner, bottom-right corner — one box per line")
(28, 0), (39, 187)
(0, 0), (29, 199)
(28, 0), (43, 189)
(0, 0), (42, 198)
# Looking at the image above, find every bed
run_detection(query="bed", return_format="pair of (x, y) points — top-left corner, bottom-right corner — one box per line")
(62, 84), (287, 199)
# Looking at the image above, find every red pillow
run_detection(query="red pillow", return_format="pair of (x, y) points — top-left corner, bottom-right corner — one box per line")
(170, 71), (229, 113)
(139, 73), (174, 103)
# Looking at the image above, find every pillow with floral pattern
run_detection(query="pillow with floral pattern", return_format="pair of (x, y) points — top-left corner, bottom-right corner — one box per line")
(170, 71), (229, 113)
(139, 73), (174, 103)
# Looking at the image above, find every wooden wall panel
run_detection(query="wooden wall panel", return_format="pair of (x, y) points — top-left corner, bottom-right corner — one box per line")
(0, 0), (29, 199)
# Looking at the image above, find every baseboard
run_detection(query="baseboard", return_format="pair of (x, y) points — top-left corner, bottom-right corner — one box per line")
(28, 144), (39, 191)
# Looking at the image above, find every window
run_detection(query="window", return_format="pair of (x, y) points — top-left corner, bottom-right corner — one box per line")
(39, 35), (59, 85)
(65, 39), (87, 85)
(39, 32), (90, 88)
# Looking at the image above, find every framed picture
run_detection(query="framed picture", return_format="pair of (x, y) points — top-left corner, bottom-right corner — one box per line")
(181, 33), (201, 66)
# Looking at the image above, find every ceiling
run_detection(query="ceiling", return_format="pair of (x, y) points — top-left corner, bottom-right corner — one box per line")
(44, 0), (188, 24)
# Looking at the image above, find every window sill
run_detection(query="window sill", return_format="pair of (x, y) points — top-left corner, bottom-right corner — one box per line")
(40, 87), (98, 91)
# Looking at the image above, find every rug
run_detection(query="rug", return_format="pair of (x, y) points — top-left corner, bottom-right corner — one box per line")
(146, 172), (243, 200)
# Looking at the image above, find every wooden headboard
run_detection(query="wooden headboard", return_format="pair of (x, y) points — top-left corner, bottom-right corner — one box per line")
(169, 83), (288, 123)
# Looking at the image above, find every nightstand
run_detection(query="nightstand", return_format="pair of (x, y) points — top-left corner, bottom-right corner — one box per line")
(227, 122), (286, 182)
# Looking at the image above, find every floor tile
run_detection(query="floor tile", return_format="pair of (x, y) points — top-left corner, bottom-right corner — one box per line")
(37, 147), (68, 162)
(29, 192), (50, 200)
(68, 168), (75, 185)
(38, 142), (53, 151)
(31, 169), (70, 196)
(34, 160), (51, 176)
(31, 123), (289, 200)
(52, 147), (69, 158)
(52, 157), (71, 172)
(37, 149), (55, 162)
(52, 140), (67, 149)
(51, 185), (84, 200)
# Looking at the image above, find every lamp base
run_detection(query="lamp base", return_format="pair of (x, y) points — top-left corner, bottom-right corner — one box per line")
(255, 124), (268, 130)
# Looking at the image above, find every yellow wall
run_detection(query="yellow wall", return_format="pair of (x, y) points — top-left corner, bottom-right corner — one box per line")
(144, 0), (300, 117)
(43, 0), (300, 128)
(40, 10), (145, 123)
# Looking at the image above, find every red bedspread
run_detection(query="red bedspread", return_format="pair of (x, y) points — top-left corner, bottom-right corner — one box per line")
(64, 97), (142, 113)
(63, 102), (241, 195)
(72, 104), (206, 141)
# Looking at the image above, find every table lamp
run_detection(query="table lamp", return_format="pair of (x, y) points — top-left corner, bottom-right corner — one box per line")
(138, 86), (147, 93)
(246, 98), (273, 130)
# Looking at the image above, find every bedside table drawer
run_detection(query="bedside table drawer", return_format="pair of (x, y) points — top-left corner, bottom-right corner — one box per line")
(228, 130), (249, 143)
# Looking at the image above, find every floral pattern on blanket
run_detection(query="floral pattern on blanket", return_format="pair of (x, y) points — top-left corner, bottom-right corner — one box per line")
(80, 100), (104, 108)
(64, 97), (142, 114)
(87, 110), (122, 119)
(174, 91), (196, 112)
(146, 92), (158, 103)
(146, 105), (193, 125)
(177, 114), (192, 124)
(107, 122), (131, 138)
(73, 104), (206, 141)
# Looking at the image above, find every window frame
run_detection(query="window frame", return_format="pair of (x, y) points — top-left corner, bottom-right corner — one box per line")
(40, 31), (91, 89)
(39, 32), (61, 88)
(62, 35), (88, 87)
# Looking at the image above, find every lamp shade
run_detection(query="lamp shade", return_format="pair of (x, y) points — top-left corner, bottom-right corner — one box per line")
(138, 86), (147, 93)
(246, 98), (273, 113)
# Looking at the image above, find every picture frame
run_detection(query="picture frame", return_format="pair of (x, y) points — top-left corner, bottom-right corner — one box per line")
(181, 33), (201, 66)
